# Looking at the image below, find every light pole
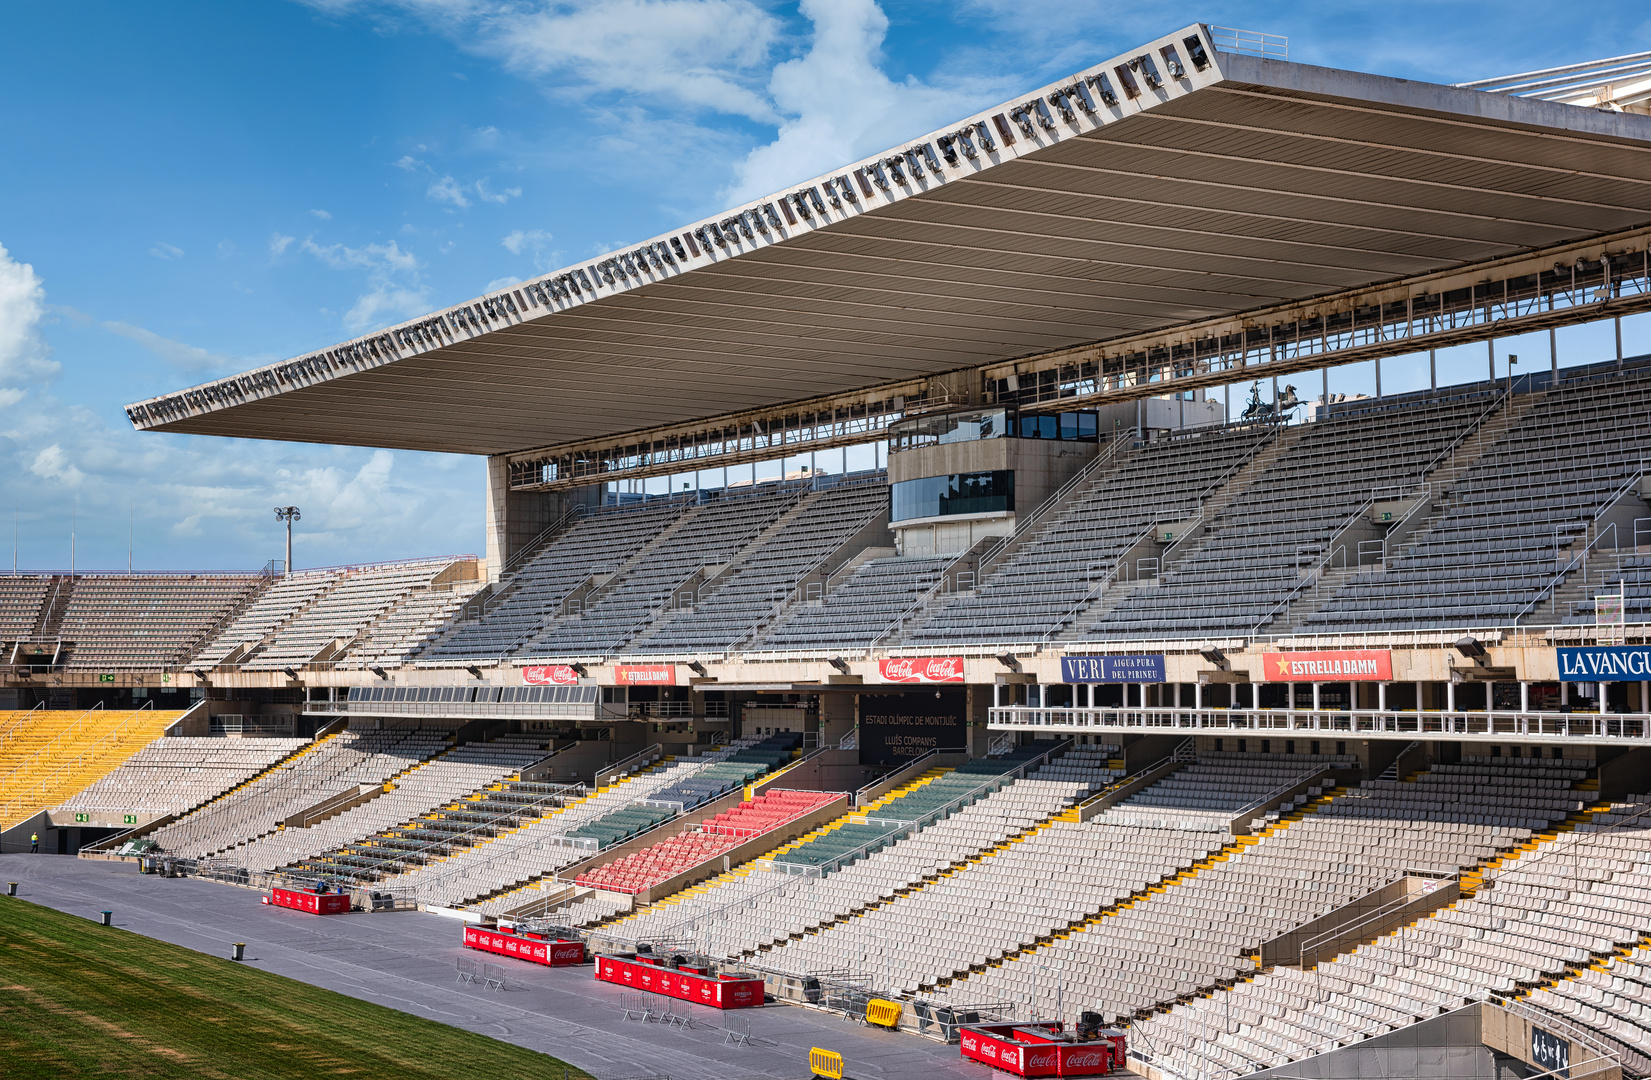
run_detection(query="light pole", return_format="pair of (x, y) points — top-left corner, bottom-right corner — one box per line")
(273, 506), (300, 575)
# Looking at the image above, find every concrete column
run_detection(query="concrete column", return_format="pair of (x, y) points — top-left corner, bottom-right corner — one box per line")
(1377, 682), (1387, 711)
(1415, 680), (1425, 711)
(1249, 682), (1258, 710)
(1312, 682), (1321, 711)
(1521, 681), (1530, 713)
(1561, 680), (1569, 707)
(1641, 680), (1648, 714)
(1194, 682), (1203, 710)
(483, 454), (511, 583)
(1429, 350), (1436, 391)
(1447, 680), (1456, 712)
(1288, 683), (1296, 710)
(1549, 328), (1558, 379)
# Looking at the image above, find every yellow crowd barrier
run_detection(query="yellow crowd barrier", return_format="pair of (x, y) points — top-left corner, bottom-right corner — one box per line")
(809, 1046), (845, 1079)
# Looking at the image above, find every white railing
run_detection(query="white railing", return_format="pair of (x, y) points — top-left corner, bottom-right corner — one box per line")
(988, 704), (1651, 744)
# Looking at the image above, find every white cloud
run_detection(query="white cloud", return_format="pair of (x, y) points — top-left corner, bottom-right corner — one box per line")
(724, 0), (993, 202)
(393, 153), (425, 171)
(149, 241), (185, 260)
(310, 208), (333, 219)
(100, 320), (235, 375)
(484, 275), (523, 292)
(427, 174), (471, 207)
(474, 178), (521, 204)
(301, 236), (429, 329)
(502, 228), (553, 255)
(0, 243), (59, 389)
(0, 238), (482, 569)
(30, 444), (84, 487)
(269, 232), (296, 257)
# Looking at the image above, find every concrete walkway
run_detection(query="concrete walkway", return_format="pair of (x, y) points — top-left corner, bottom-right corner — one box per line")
(0, 854), (987, 1080)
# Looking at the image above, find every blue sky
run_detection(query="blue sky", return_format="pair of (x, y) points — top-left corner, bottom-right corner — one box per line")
(0, 1), (1647, 572)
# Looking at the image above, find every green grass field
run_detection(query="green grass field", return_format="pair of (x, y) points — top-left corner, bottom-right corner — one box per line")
(0, 898), (594, 1079)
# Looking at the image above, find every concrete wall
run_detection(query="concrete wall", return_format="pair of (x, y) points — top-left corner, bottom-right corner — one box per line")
(1260, 874), (1458, 968)
(852, 750), (971, 807)
(889, 436), (1097, 557)
(1482, 1000), (1621, 1080)
(1240, 1007), (1498, 1080)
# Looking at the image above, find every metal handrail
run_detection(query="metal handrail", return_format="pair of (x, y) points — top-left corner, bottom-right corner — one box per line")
(1518, 467), (1645, 623)
(971, 429), (1134, 581)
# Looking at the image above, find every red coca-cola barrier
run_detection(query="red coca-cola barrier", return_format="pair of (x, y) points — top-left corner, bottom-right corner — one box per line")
(463, 926), (587, 967)
(593, 954), (765, 1010)
(270, 887), (351, 915)
(958, 1022), (1125, 1077)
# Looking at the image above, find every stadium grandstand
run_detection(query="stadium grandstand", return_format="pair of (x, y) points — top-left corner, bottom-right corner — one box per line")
(9, 23), (1651, 1080)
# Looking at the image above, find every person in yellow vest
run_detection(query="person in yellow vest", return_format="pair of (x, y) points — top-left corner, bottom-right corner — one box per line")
(30, 832), (39, 853)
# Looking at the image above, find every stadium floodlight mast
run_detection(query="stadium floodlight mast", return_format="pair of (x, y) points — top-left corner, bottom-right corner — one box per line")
(273, 506), (300, 575)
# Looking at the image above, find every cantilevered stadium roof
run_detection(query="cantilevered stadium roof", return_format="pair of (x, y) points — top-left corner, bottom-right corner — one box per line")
(128, 23), (1651, 457)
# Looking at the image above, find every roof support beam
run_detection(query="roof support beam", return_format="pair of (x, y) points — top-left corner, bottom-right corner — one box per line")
(507, 228), (1650, 493)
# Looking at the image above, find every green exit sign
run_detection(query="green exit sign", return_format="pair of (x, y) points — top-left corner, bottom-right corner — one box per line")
(123, 815), (137, 825)
(98, 674), (116, 683)
(73, 812), (89, 823)
(1379, 511), (1393, 522)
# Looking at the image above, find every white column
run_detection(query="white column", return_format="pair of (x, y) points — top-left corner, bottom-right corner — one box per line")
(1249, 682), (1258, 710)
(1561, 680), (1569, 707)
(483, 454), (511, 583)
(1312, 682), (1321, 711)
(1194, 682), (1203, 710)
(1642, 681), (1648, 715)
(1415, 680), (1425, 712)
(1446, 680), (1456, 712)
(1377, 682), (1387, 712)
(1288, 683), (1296, 711)
(1521, 682), (1530, 713)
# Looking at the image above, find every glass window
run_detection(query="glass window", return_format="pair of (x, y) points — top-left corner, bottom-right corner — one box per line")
(890, 471), (1015, 522)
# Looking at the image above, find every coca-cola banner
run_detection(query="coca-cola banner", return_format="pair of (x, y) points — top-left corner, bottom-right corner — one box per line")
(614, 664), (677, 686)
(858, 690), (965, 766)
(877, 657), (965, 683)
(522, 665), (580, 686)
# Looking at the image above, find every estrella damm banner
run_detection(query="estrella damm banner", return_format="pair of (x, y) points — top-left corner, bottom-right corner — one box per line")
(1262, 650), (1392, 682)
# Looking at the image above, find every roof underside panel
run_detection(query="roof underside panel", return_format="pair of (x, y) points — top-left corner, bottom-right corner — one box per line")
(131, 37), (1651, 456)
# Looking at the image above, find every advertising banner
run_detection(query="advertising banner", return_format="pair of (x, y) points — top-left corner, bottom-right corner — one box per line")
(877, 657), (965, 683)
(858, 690), (966, 765)
(270, 887), (350, 915)
(1061, 655), (1165, 683)
(1263, 650), (1392, 682)
(614, 664), (677, 686)
(463, 926), (585, 966)
(592, 954), (763, 1010)
(522, 665), (580, 686)
(1557, 646), (1651, 681)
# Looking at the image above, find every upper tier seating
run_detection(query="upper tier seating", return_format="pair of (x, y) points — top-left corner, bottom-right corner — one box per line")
(0, 708), (187, 827)
(936, 758), (1588, 1025)
(1086, 395), (1488, 639)
(188, 571), (340, 669)
(58, 575), (264, 669)
(521, 487), (801, 658)
(629, 480), (887, 655)
(146, 727), (451, 858)
(52, 736), (308, 817)
(908, 426), (1267, 644)
(755, 555), (949, 651)
(1572, 553), (1651, 624)
(1136, 795), (1651, 1079)
(1306, 364), (1651, 631)
(344, 585), (480, 667)
(0, 575), (53, 644)
(422, 500), (688, 660)
(243, 560), (465, 670)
